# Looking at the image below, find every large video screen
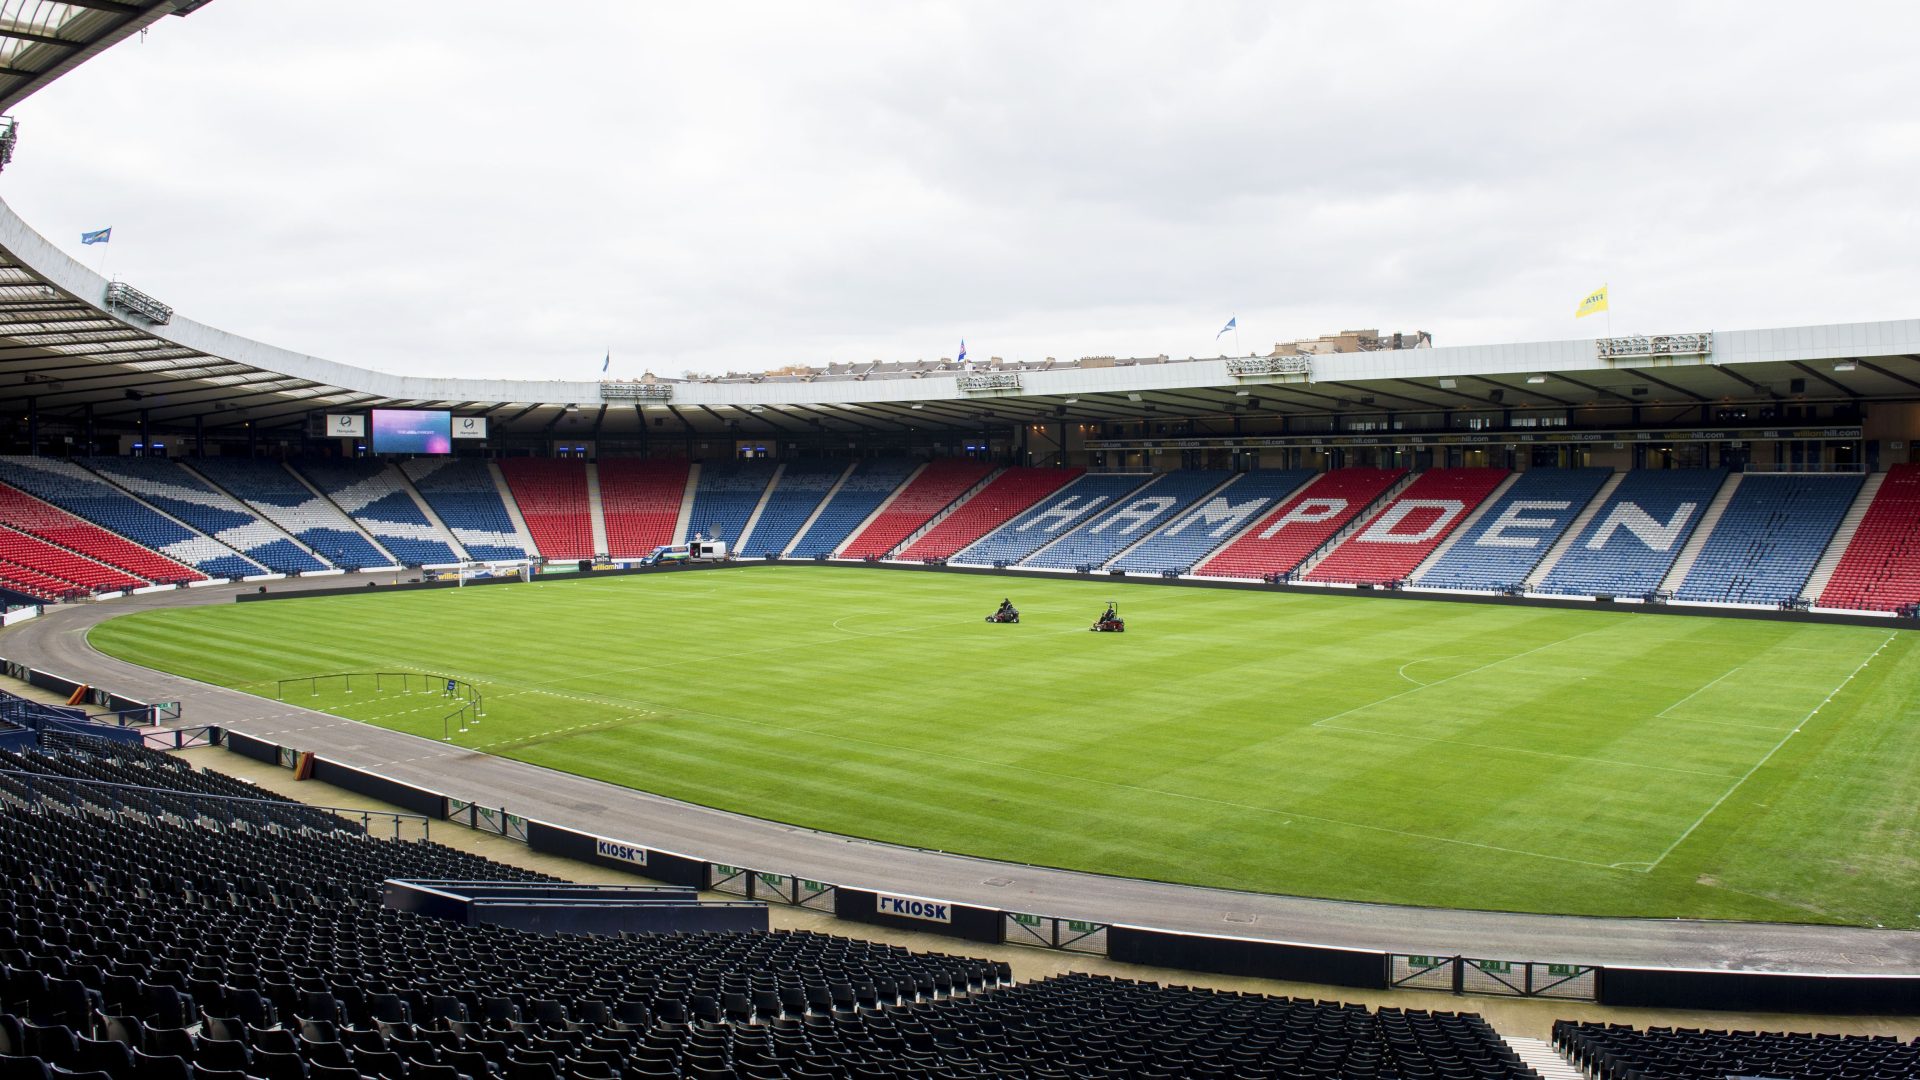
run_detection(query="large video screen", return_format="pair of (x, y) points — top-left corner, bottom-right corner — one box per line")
(370, 409), (452, 454)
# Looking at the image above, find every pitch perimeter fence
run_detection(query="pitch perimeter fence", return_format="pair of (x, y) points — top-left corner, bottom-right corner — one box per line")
(217, 730), (1920, 1014)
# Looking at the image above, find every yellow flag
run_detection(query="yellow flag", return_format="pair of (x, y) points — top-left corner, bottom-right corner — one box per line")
(1575, 284), (1609, 318)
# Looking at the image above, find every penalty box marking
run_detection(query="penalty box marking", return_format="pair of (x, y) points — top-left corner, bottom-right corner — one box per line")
(1643, 631), (1898, 873)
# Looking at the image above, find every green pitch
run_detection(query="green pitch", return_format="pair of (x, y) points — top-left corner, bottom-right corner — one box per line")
(88, 567), (1920, 926)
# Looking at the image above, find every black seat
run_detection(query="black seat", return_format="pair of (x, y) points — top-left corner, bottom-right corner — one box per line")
(248, 1049), (307, 1080)
(0, 1055), (53, 1080)
(129, 1049), (191, 1080)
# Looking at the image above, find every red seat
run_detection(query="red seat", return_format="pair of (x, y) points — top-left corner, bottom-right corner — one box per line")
(1818, 464), (1920, 611)
(1198, 468), (1407, 579)
(500, 460), (594, 560)
(1306, 468), (1509, 585)
(597, 460), (689, 558)
(899, 468), (1083, 560)
(840, 460), (993, 558)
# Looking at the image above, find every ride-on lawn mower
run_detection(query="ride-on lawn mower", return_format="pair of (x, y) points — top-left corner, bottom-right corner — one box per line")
(1089, 602), (1125, 633)
(985, 600), (1020, 624)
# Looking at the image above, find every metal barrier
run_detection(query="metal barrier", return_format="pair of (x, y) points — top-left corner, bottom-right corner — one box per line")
(709, 863), (837, 912)
(1390, 954), (1598, 1001)
(140, 725), (220, 751)
(274, 671), (483, 740)
(1005, 912), (1110, 954)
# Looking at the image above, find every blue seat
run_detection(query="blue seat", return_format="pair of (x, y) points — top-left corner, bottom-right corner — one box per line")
(1539, 469), (1728, 597)
(683, 463), (778, 548)
(1108, 470), (1316, 575)
(787, 460), (919, 557)
(952, 474), (1152, 566)
(1675, 472), (1862, 604)
(736, 461), (847, 557)
(1416, 468), (1612, 591)
(291, 460), (459, 567)
(402, 459), (528, 560)
(1023, 471), (1234, 570)
(0, 457), (263, 579)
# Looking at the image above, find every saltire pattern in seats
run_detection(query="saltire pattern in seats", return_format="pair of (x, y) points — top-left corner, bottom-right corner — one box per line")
(1674, 472), (1862, 605)
(74, 456), (319, 575)
(0, 456), (268, 578)
(1415, 468), (1613, 591)
(1196, 468), (1406, 580)
(686, 461), (778, 548)
(401, 458), (529, 561)
(787, 458), (919, 557)
(293, 459), (460, 566)
(1305, 468), (1509, 585)
(898, 468), (1083, 561)
(1107, 470), (1317, 575)
(1819, 462), (1920, 612)
(595, 459), (690, 557)
(0, 479), (203, 586)
(1537, 468), (1728, 597)
(191, 457), (396, 570)
(839, 459), (995, 558)
(952, 472), (1150, 566)
(498, 459), (593, 560)
(1022, 470), (1235, 570)
(737, 460), (846, 557)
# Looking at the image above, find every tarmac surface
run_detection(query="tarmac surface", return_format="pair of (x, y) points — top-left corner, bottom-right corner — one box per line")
(4, 570), (1917, 977)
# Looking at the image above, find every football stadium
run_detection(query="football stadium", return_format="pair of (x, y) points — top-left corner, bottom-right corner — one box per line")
(0, 3), (1917, 1076)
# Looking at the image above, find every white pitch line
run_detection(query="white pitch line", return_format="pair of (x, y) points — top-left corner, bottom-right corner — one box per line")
(1654, 661), (1747, 719)
(1309, 624), (1617, 729)
(1644, 631), (1899, 873)
(1308, 722), (1737, 779)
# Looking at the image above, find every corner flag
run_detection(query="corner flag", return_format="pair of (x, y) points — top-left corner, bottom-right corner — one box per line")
(81, 227), (111, 245)
(1217, 316), (1237, 339)
(1575, 285), (1609, 319)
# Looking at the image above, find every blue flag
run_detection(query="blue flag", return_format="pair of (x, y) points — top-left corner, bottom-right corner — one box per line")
(957, 339), (967, 363)
(81, 227), (111, 245)
(1216, 316), (1236, 339)
(601, 352), (610, 373)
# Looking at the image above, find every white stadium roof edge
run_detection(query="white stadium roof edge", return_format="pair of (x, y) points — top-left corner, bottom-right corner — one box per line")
(0, 2), (1916, 437)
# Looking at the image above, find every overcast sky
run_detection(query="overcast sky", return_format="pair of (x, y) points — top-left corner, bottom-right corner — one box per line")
(3, 2), (1915, 380)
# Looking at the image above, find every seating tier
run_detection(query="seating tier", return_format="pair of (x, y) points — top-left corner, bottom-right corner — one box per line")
(1537, 469), (1727, 597)
(952, 473), (1149, 566)
(897, 468), (1082, 561)
(1676, 472), (1862, 605)
(839, 459), (994, 558)
(1305, 468), (1508, 585)
(595, 460), (690, 558)
(498, 459), (594, 560)
(1819, 462), (1920, 611)
(787, 459), (919, 557)
(1416, 468), (1613, 591)
(1197, 468), (1406, 580)
(401, 459), (528, 561)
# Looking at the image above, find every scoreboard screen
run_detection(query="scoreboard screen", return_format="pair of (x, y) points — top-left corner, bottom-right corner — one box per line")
(370, 409), (451, 454)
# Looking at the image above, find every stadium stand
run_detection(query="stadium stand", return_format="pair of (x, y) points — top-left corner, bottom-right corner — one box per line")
(75, 457), (315, 576)
(401, 458), (529, 561)
(191, 458), (396, 570)
(685, 461), (779, 548)
(292, 459), (461, 566)
(0, 526), (142, 594)
(0, 457), (265, 579)
(0, 482), (201, 586)
(1818, 462), (1920, 612)
(787, 458), (919, 558)
(1107, 469), (1318, 576)
(1554, 1019), (1920, 1080)
(595, 459), (691, 557)
(839, 459), (995, 558)
(1022, 469), (1234, 571)
(951, 472), (1149, 566)
(1197, 468), (1407, 580)
(1537, 469), (1728, 597)
(1415, 468), (1613, 592)
(499, 459), (595, 560)
(1674, 472), (1863, 605)
(0, 736), (1547, 1080)
(1306, 468), (1509, 585)
(737, 460), (845, 557)
(898, 467), (1081, 561)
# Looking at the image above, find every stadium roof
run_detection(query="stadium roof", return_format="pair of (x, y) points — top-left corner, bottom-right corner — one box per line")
(1, 188), (1918, 439)
(0, 1), (195, 115)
